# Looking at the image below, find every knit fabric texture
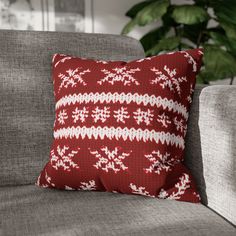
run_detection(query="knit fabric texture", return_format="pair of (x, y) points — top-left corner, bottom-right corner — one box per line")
(37, 49), (203, 202)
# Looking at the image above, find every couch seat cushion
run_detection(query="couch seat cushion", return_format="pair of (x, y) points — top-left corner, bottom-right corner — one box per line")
(0, 185), (235, 236)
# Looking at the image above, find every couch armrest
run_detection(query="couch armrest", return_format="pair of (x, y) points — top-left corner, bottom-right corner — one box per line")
(184, 85), (236, 226)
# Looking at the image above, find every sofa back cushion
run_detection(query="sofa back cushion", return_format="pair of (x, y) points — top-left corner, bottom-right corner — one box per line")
(0, 30), (144, 186)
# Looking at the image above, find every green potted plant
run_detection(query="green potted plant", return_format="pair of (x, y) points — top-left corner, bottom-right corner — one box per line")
(122, 0), (236, 84)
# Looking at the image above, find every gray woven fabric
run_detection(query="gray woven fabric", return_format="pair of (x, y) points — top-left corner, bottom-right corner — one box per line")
(0, 185), (235, 236)
(0, 30), (145, 186)
(185, 85), (236, 226)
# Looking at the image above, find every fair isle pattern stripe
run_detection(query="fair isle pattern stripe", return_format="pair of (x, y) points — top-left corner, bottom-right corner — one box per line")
(54, 126), (185, 149)
(56, 92), (188, 119)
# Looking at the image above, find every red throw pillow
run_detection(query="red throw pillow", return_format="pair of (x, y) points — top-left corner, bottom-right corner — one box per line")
(37, 49), (203, 202)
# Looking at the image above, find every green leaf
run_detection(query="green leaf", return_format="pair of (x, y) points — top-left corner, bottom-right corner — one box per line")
(122, 0), (169, 34)
(227, 40), (236, 57)
(146, 36), (180, 56)
(137, 0), (170, 26)
(194, 0), (208, 7)
(198, 70), (221, 82)
(121, 19), (138, 35)
(210, 0), (236, 25)
(162, 5), (178, 27)
(140, 26), (170, 51)
(172, 5), (209, 25)
(203, 45), (236, 80)
(219, 21), (236, 40)
(196, 72), (210, 84)
(180, 43), (194, 50)
(209, 31), (236, 56)
(209, 31), (229, 46)
(125, 1), (154, 18)
(207, 26), (225, 35)
(183, 22), (208, 44)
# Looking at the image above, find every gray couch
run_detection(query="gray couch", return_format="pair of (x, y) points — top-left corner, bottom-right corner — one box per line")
(0, 30), (235, 236)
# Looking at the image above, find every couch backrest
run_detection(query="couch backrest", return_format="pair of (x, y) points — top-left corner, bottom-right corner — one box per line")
(0, 30), (144, 186)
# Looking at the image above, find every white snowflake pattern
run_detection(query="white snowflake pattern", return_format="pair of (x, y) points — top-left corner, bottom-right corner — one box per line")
(144, 150), (179, 175)
(98, 67), (140, 86)
(90, 146), (131, 173)
(50, 145), (79, 171)
(198, 50), (204, 55)
(187, 84), (194, 103)
(36, 172), (55, 188)
(64, 180), (96, 191)
(58, 67), (90, 91)
(157, 112), (171, 128)
(150, 65), (187, 95)
(57, 109), (68, 124)
(166, 52), (175, 55)
(133, 108), (154, 126)
(43, 171), (55, 188)
(95, 60), (108, 64)
(36, 174), (41, 187)
(80, 180), (97, 190)
(54, 56), (72, 68)
(113, 107), (130, 123)
(52, 54), (59, 63)
(72, 107), (89, 123)
(174, 117), (186, 134)
(193, 191), (201, 201)
(158, 189), (169, 199)
(64, 186), (75, 190)
(129, 183), (154, 197)
(92, 106), (110, 123)
(181, 51), (197, 72)
(158, 173), (191, 200)
(150, 68), (168, 85)
(136, 57), (152, 62)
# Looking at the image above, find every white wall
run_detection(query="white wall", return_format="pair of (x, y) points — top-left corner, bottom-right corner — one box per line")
(93, 0), (153, 39)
